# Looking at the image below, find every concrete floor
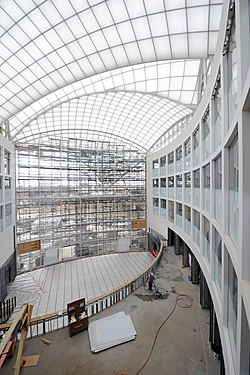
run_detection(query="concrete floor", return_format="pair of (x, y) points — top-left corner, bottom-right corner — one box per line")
(2, 247), (220, 375)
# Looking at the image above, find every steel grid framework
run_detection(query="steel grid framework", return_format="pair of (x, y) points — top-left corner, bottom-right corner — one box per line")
(15, 139), (146, 272)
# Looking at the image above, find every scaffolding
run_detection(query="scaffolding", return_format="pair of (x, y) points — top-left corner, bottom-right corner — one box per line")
(15, 139), (146, 272)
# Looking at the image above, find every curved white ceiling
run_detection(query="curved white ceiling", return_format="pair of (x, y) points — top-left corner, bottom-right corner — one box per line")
(0, 0), (223, 148)
(14, 92), (192, 149)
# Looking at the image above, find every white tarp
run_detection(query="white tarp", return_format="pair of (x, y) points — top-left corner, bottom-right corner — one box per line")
(117, 238), (130, 252)
(88, 312), (136, 353)
(45, 247), (59, 266)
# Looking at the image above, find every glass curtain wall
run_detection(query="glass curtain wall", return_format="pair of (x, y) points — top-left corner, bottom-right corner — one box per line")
(185, 205), (191, 237)
(214, 154), (222, 224)
(153, 197), (159, 215)
(168, 176), (174, 199)
(228, 253), (238, 371)
(176, 203), (182, 228)
(213, 75), (222, 151)
(168, 152), (174, 175)
(203, 216), (210, 266)
(153, 178), (159, 196)
(176, 146), (182, 173)
(160, 178), (166, 197)
(203, 163), (210, 213)
(160, 155), (166, 176)
(193, 169), (200, 207)
(185, 172), (191, 203)
(153, 159), (159, 177)
(214, 227), (222, 298)
(176, 174), (182, 201)
(16, 141), (146, 271)
(184, 138), (191, 171)
(229, 135), (239, 246)
(203, 108), (210, 161)
(193, 127), (200, 167)
(160, 199), (166, 219)
(194, 209), (200, 248)
(168, 200), (174, 223)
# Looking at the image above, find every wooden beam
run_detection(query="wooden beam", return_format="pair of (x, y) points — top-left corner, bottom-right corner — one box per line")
(23, 305), (33, 348)
(14, 325), (27, 375)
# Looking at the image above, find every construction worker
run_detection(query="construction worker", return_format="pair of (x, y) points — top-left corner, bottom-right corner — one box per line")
(147, 272), (155, 291)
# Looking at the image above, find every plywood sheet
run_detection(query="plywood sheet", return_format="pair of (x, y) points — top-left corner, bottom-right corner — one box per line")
(88, 312), (136, 353)
(13, 355), (40, 368)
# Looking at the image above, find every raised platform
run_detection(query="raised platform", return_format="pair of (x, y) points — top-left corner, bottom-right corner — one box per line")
(6, 251), (154, 322)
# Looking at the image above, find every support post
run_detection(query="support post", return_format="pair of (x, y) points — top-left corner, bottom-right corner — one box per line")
(182, 243), (189, 267)
(174, 234), (180, 255)
(191, 254), (199, 284)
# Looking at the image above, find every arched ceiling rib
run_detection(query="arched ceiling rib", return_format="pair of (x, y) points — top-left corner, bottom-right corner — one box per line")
(14, 92), (193, 150)
(0, 0), (223, 147)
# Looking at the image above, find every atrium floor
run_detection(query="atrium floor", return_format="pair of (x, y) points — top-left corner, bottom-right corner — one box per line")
(3, 247), (221, 375)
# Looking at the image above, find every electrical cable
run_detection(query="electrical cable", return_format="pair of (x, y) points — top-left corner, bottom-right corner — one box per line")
(134, 291), (193, 375)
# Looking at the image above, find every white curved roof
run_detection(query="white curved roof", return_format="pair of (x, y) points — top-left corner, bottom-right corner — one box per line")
(0, 0), (223, 149)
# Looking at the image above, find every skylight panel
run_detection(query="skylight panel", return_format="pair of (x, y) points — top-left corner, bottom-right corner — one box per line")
(153, 36), (172, 60)
(1, 1), (25, 22)
(187, 0), (209, 5)
(170, 35), (188, 59)
(1, 33), (20, 54)
(54, 23), (75, 44)
(182, 76), (197, 90)
(28, 8), (51, 33)
(208, 32), (218, 55)
(180, 91), (194, 104)
(117, 21), (135, 44)
(144, 0), (164, 14)
(19, 17), (40, 39)
(189, 32), (208, 58)
(124, 43), (142, 65)
(187, 6), (209, 33)
(53, 0), (76, 19)
(184, 60), (200, 75)
(132, 17), (151, 40)
(90, 31), (109, 50)
(164, 0), (186, 12)
(92, 3), (113, 28)
(171, 61), (185, 76)
(107, 0), (129, 23)
(103, 26), (121, 48)
(167, 9), (187, 34)
(34, 35), (54, 55)
(23, 43), (43, 62)
(209, 5), (222, 30)
(148, 14), (168, 38)
(138, 39), (156, 61)
(70, 0), (89, 12)
(79, 9), (100, 33)
(40, 1), (63, 25)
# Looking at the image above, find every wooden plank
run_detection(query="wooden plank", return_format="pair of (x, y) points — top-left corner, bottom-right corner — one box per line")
(14, 325), (27, 375)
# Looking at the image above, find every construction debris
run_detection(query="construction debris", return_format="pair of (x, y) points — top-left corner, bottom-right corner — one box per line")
(41, 338), (51, 345)
(111, 370), (129, 375)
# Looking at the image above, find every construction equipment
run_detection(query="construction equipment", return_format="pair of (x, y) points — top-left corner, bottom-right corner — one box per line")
(152, 282), (162, 299)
